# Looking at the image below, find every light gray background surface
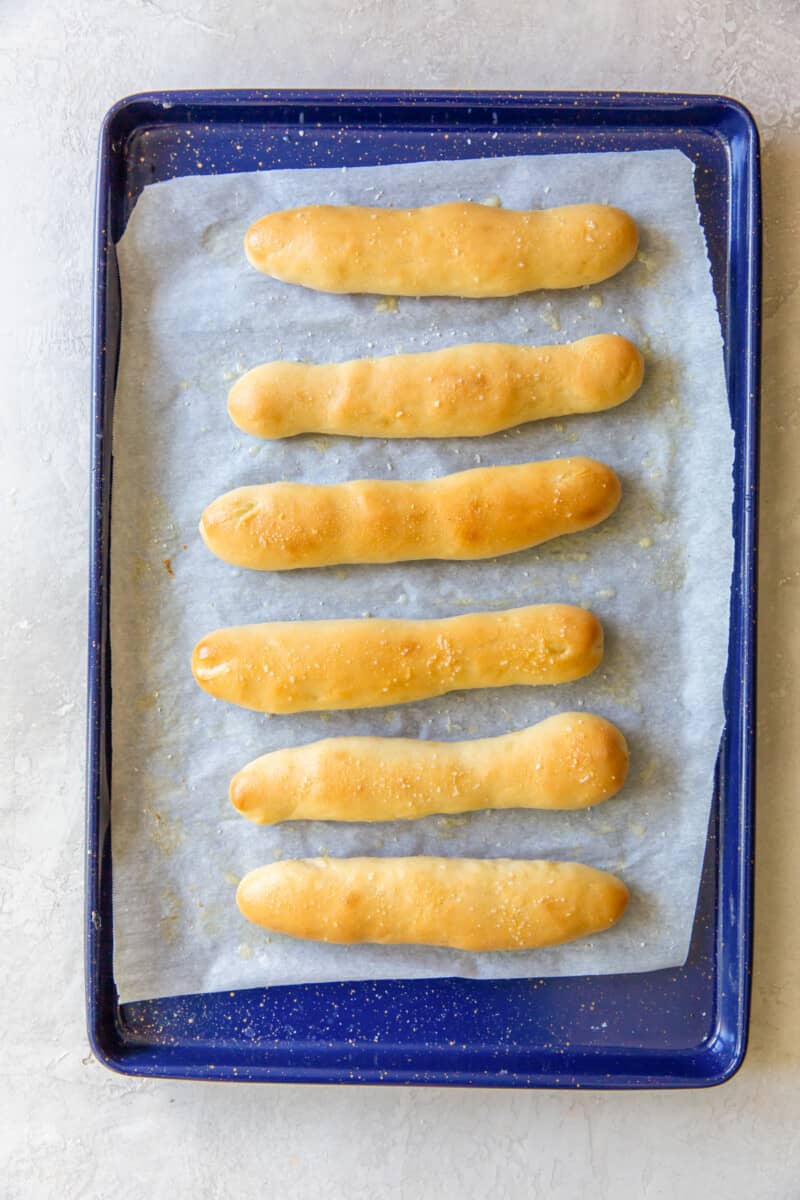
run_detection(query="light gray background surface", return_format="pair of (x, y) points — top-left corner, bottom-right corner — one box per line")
(2, 2), (798, 1196)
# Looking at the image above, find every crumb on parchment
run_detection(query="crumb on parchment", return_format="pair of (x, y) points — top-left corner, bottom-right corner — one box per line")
(541, 303), (561, 332)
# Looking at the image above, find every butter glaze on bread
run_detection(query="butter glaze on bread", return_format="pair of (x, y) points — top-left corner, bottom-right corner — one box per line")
(230, 712), (629, 824)
(244, 201), (638, 297)
(228, 334), (644, 440)
(199, 458), (621, 571)
(236, 857), (629, 950)
(192, 603), (603, 714)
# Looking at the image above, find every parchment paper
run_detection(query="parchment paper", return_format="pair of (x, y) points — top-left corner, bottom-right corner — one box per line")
(110, 149), (733, 1003)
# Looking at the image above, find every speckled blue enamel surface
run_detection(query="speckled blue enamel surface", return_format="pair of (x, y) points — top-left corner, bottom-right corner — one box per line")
(87, 91), (760, 1088)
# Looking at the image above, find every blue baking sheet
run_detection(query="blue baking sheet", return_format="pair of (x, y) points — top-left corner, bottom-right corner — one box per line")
(86, 90), (760, 1088)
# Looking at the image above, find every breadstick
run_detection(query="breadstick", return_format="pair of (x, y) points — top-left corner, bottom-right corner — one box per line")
(236, 857), (629, 950)
(192, 604), (602, 713)
(199, 458), (621, 571)
(244, 201), (638, 297)
(228, 333), (644, 440)
(230, 712), (629, 824)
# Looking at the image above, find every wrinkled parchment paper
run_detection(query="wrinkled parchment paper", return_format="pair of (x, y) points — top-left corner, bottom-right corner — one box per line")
(110, 150), (733, 1002)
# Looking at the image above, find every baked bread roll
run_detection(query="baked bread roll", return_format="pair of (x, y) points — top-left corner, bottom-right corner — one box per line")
(192, 603), (603, 714)
(228, 334), (644, 440)
(236, 857), (629, 950)
(230, 712), (629, 824)
(244, 201), (638, 297)
(199, 458), (621, 571)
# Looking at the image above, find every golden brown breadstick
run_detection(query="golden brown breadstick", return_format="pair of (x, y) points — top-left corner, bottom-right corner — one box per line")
(236, 857), (629, 950)
(230, 712), (629, 824)
(228, 334), (644, 440)
(199, 458), (621, 571)
(244, 201), (638, 297)
(192, 603), (603, 714)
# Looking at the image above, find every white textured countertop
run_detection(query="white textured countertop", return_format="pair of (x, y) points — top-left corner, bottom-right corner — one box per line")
(2, 2), (798, 1196)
